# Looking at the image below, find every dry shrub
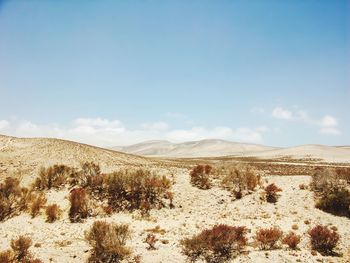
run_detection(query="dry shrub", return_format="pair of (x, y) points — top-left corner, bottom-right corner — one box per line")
(221, 166), (260, 199)
(190, 165), (212, 190)
(0, 236), (43, 263)
(308, 225), (340, 255)
(145, 234), (158, 250)
(311, 168), (350, 217)
(181, 224), (248, 262)
(166, 191), (174, 208)
(34, 164), (72, 190)
(0, 177), (27, 221)
(11, 236), (32, 261)
(69, 188), (89, 222)
(335, 167), (350, 184)
(264, 183), (282, 203)
(282, 232), (301, 249)
(106, 169), (171, 212)
(255, 226), (283, 250)
(76, 162), (102, 189)
(45, 204), (61, 222)
(29, 193), (47, 218)
(85, 221), (131, 262)
(0, 250), (13, 263)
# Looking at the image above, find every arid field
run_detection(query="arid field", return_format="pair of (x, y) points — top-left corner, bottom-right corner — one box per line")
(0, 135), (349, 263)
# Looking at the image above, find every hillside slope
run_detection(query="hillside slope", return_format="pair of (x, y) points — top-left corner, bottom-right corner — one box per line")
(0, 135), (156, 182)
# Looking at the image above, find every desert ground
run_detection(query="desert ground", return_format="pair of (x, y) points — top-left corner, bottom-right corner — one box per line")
(0, 135), (349, 263)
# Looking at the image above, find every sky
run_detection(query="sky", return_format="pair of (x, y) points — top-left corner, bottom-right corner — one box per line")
(0, 0), (349, 147)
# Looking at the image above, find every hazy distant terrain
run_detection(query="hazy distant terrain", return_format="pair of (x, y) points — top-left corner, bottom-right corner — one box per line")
(112, 139), (350, 163)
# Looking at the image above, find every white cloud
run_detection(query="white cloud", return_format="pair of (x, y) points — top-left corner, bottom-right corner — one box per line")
(319, 127), (341, 135)
(165, 126), (264, 144)
(0, 120), (10, 131)
(319, 115), (337, 127)
(0, 118), (269, 146)
(271, 107), (341, 136)
(73, 118), (122, 128)
(272, 107), (294, 120)
(141, 122), (169, 131)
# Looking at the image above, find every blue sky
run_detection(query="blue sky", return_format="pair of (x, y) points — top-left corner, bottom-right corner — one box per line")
(0, 0), (349, 147)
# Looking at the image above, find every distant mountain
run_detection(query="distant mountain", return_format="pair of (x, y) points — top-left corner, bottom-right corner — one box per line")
(111, 139), (278, 157)
(110, 139), (350, 163)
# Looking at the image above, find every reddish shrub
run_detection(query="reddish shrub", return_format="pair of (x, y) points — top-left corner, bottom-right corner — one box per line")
(190, 165), (212, 190)
(181, 224), (247, 262)
(282, 232), (301, 249)
(69, 188), (89, 222)
(264, 183), (282, 203)
(308, 225), (340, 255)
(45, 204), (61, 222)
(255, 226), (283, 250)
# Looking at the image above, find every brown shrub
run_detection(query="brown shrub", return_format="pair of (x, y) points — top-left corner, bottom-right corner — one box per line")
(85, 221), (131, 262)
(166, 191), (174, 208)
(34, 165), (72, 190)
(311, 168), (350, 217)
(11, 236), (32, 261)
(282, 232), (301, 249)
(255, 226), (283, 250)
(308, 225), (340, 255)
(78, 162), (102, 188)
(1, 236), (43, 263)
(335, 167), (350, 184)
(264, 183), (282, 203)
(221, 166), (260, 199)
(0, 250), (13, 263)
(106, 169), (171, 212)
(190, 165), (212, 190)
(145, 234), (158, 250)
(45, 204), (61, 222)
(180, 224), (248, 262)
(0, 177), (24, 221)
(69, 188), (89, 222)
(29, 193), (47, 218)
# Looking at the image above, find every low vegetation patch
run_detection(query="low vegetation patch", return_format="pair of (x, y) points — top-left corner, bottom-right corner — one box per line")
(308, 225), (340, 255)
(34, 164), (73, 190)
(190, 164), (213, 190)
(69, 187), (90, 222)
(264, 183), (282, 203)
(0, 178), (29, 221)
(85, 220), (131, 262)
(311, 168), (350, 217)
(282, 231), (301, 249)
(221, 165), (260, 199)
(106, 169), (171, 212)
(181, 224), (248, 262)
(45, 204), (61, 222)
(0, 235), (43, 263)
(29, 193), (47, 218)
(255, 226), (283, 250)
